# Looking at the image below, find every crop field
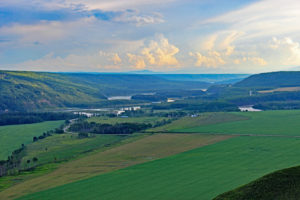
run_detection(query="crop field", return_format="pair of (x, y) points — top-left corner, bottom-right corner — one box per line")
(176, 110), (300, 136)
(0, 121), (64, 160)
(148, 112), (248, 132)
(18, 136), (300, 200)
(0, 134), (229, 200)
(87, 116), (167, 125)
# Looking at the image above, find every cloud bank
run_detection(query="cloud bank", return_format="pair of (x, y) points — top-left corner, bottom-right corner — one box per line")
(1, 0), (300, 73)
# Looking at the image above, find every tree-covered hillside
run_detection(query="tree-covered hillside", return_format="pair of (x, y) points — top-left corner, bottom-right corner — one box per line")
(234, 71), (300, 88)
(205, 71), (300, 107)
(0, 71), (105, 111)
(0, 71), (210, 111)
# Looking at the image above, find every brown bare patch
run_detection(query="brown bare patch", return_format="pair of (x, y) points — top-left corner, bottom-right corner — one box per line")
(258, 87), (300, 93)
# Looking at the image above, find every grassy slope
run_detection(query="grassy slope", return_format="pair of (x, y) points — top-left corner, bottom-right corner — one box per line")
(1, 134), (229, 200)
(214, 166), (300, 200)
(18, 136), (300, 200)
(148, 112), (249, 132)
(0, 134), (125, 193)
(20, 134), (125, 168)
(176, 110), (300, 136)
(0, 121), (63, 160)
(87, 116), (167, 125)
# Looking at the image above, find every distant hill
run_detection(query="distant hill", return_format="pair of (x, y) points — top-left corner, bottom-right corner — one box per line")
(0, 71), (210, 111)
(214, 165), (300, 200)
(126, 70), (162, 74)
(235, 71), (300, 88)
(155, 74), (249, 83)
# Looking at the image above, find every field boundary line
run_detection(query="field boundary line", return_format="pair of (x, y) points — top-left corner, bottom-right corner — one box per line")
(158, 132), (300, 138)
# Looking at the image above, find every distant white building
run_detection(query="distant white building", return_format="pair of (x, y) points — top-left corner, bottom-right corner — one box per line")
(167, 98), (175, 103)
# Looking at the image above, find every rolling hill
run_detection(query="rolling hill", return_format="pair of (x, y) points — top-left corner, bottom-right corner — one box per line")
(204, 71), (300, 107)
(0, 71), (210, 112)
(214, 165), (300, 200)
(234, 71), (300, 88)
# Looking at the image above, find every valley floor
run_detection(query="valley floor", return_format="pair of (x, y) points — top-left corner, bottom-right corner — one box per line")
(2, 110), (300, 200)
(17, 135), (300, 200)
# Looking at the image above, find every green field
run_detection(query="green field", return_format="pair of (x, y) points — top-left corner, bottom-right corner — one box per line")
(148, 112), (248, 132)
(18, 136), (300, 200)
(0, 121), (64, 160)
(167, 110), (300, 136)
(1, 134), (228, 200)
(88, 116), (167, 125)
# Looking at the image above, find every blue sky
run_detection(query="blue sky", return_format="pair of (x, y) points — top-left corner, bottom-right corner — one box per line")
(1, 0), (300, 73)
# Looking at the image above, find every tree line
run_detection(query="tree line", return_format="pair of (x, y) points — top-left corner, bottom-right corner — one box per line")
(0, 112), (78, 126)
(69, 121), (152, 134)
(0, 122), (67, 177)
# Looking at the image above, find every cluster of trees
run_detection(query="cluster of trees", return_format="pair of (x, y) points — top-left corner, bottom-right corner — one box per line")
(69, 121), (152, 134)
(33, 132), (52, 142)
(0, 144), (40, 177)
(229, 91), (300, 106)
(152, 119), (173, 128)
(131, 90), (205, 102)
(0, 144), (25, 176)
(253, 101), (300, 110)
(152, 111), (187, 118)
(0, 112), (78, 126)
(78, 132), (89, 138)
(0, 122), (67, 177)
(33, 124), (65, 143)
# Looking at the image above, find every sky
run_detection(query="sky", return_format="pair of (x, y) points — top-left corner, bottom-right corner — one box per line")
(1, 0), (300, 73)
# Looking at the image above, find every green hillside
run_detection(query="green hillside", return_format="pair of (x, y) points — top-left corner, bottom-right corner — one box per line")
(0, 71), (210, 111)
(234, 71), (300, 88)
(0, 121), (63, 160)
(0, 71), (105, 111)
(214, 166), (300, 200)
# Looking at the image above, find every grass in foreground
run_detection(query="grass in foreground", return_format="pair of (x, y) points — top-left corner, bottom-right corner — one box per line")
(176, 110), (300, 136)
(214, 165), (300, 200)
(18, 136), (300, 200)
(1, 134), (229, 200)
(0, 121), (64, 160)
